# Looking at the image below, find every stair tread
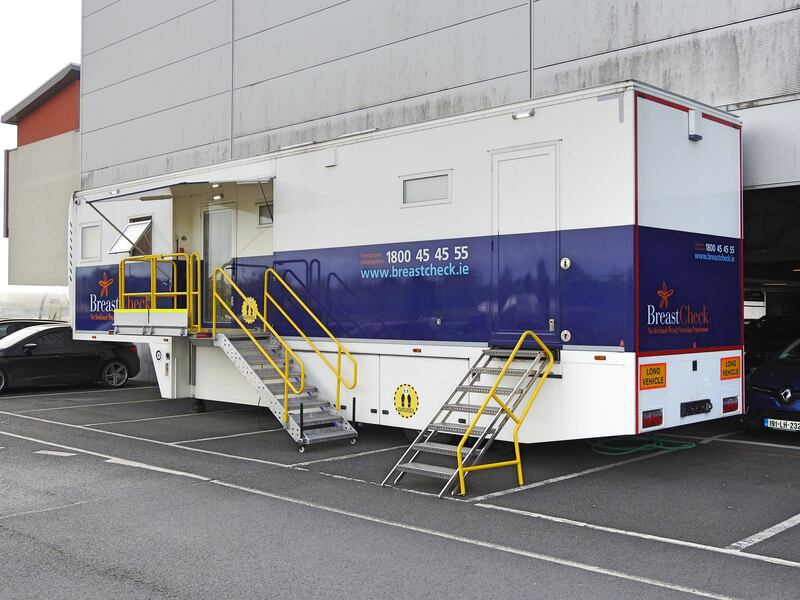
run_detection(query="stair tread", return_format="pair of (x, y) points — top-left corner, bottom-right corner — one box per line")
(456, 384), (519, 394)
(483, 349), (543, 359)
(285, 397), (329, 410)
(303, 427), (357, 444)
(471, 367), (531, 376)
(397, 462), (455, 479)
(411, 441), (471, 456)
(290, 411), (343, 426)
(442, 403), (500, 415)
(431, 423), (492, 436)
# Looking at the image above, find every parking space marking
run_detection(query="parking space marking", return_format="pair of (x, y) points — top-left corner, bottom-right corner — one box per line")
(104, 457), (211, 481)
(728, 512), (800, 552)
(663, 433), (800, 452)
(211, 479), (744, 600)
(699, 431), (738, 445)
(470, 450), (672, 502)
(83, 407), (249, 426)
(0, 386), (158, 400)
(477, 503), (800, 569)
(0, 498), (108, 522)
(293, 444), (407, 467)
(17, 397), (166, 413)
(316, 470), (467, 502)
(0, 411), (291, 468)
(34, 450), (78, 457)
(170, 428), (283, 445)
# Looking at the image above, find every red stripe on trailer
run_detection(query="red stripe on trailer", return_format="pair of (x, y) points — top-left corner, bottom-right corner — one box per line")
(636, 91), (689, 113)
(638, 345), (743, 358)
(634, 91), (640, 434)
(702, 112), (741, 130)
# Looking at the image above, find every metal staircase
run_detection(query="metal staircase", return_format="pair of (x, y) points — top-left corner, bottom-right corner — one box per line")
(382, 331), (553, 496)
(216, 331), (356, 450)
(212, 266), (359, 451)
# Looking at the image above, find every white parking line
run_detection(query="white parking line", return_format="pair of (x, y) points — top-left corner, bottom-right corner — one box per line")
(34, 450), (77, 457)
(0, 386), (158, 400)
(699, 431), (738, 445)
(292, 444), (407, 467)
(0, 411), (290, 468)
(211, 480), (743, 600)
(477, 503), (800, 569)
(17, 397), (166, 413)
(170, 428), (283, 445)
(470, 450), (672, 502)
(662, 433), (800, 452)
(728, 512), (800, 551)
(0, 426), (749, 598)
(83, 408), (249, 426)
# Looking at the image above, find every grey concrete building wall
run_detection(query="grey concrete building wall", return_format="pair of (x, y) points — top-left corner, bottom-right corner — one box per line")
(7, 131), (78, 286)
(80, 0), (800, 190)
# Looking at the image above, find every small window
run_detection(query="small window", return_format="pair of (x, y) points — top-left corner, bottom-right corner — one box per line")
(81, 224), (101, 260)
(108, 218), (152, 255)
(258, 201), (274, 226)
(402, 173), (450, 206)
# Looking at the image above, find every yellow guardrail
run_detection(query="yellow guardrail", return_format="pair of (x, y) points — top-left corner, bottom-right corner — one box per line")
(264, 267), (357, 413)
(213, 267), (305, 423)
(455, 330), (554, 496)
(118, 252), (202, 332)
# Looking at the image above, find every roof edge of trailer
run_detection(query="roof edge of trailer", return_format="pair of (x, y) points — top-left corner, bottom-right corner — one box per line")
(77, 80), (738, 202)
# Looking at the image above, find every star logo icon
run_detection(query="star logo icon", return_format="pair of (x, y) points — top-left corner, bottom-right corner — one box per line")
(98, 272), (114, 297)
(656, 281), (674, 309)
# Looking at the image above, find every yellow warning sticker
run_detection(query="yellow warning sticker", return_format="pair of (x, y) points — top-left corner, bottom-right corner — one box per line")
(720, 356), (741, 380)
(393, 384), (419, 419)
(640, 363), (667, 390)
(241, 296), (259, 325)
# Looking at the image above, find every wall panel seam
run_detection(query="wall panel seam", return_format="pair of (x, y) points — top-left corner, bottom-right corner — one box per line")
(83, 0), (123, 19)
(83, 0), (220, 57)
(535, 6), (800, 70)
(83, 41), (231, 96)
(83, 140), (227, 174)
(235, 0), (352, 42)
(235, 2), (528, 91)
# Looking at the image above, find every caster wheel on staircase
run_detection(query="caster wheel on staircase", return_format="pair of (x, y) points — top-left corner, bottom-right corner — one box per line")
(350, 438), (357, 445)
(298, 445), (306, 453)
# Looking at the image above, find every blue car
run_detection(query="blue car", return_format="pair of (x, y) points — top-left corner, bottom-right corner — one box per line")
(746, 336), (800, 432)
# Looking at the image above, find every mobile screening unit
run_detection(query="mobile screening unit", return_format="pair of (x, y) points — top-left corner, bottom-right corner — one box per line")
(70, 81), (743, 495)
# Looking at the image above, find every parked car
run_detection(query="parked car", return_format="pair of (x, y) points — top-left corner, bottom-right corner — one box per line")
(745, 336), (800, 432)
(0, 319), (65, 340)
(0, 324), (139, 393)
(743, 315), (800, 372)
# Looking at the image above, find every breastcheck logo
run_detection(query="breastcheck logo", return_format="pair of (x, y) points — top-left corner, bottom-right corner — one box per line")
(98, 272), (114, 297)
(646, 282), (710, 333)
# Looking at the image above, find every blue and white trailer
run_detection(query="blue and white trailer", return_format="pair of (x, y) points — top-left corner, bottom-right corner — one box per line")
(69, 81), (743, 480)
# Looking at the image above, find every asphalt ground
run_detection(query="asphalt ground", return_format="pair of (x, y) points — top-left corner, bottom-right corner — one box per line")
(0, 384), (798, 599)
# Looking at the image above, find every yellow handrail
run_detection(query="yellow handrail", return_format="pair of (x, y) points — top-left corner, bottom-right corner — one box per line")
(118, 252), (202, 332)
(264, 267), (357, 413)
(213, 267), (305, 423)
(455, 330), (554, 496)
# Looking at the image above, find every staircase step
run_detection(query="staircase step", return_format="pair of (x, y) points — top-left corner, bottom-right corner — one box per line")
(290, 411), (343, 426)
(397, 462), (454, 480)
(456, 384), (518, 395)
(430, 423), (492, 437)
(483, 349), (543, 359)
(266, 382), (316, 395)
(303, 427), (357, 445)
(442, 403), (500, 415)
(286, 396), (329, 410)
(471, 366), (531, 376)
(411, 441), (471, 457)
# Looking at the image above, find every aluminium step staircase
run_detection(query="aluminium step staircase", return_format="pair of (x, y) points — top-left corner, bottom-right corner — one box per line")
(382, 346), (549, 497)
(215, 331), (357, 450)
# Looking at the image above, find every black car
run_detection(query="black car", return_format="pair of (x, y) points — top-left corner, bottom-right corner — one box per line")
(0, 319), (65, 340)
(0, 324), (140, 393)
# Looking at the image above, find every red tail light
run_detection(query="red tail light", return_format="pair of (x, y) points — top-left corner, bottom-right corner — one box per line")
(642, 409), (663, 428)
(722, 396), (738, 413)
(128, 345), (138, 353)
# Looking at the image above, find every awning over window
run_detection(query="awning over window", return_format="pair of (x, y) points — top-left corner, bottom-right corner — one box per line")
(107, 219), (151, 254)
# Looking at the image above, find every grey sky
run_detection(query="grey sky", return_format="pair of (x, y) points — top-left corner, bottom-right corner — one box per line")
(0, 0), (81, 285)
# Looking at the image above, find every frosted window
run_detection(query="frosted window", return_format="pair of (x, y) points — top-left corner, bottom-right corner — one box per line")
(403, 174), (449, 204)
(81, 225), (100, 260)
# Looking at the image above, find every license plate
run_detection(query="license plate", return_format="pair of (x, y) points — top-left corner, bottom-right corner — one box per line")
(763, 418), (800, 431)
